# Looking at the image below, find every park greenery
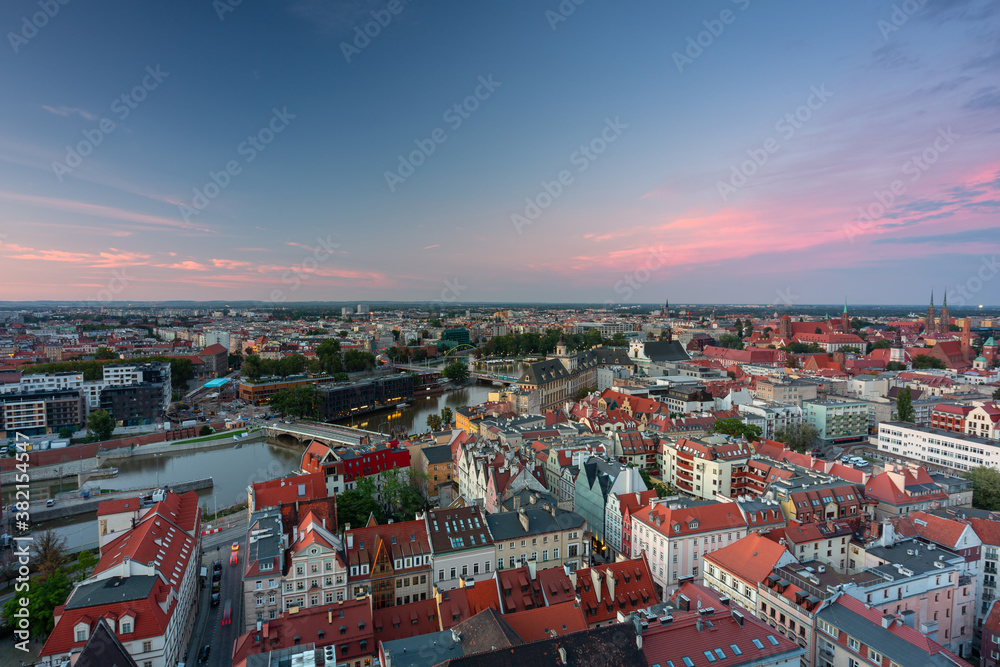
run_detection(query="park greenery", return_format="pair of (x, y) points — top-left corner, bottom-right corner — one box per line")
(241, 340), (375, 381)
(711, 417), (763, 442)
(965, 467), (1000, 511)
(336, 471), (433, 529)
(268, 385), (321, 420)
(440, 361), (470, 382)
(773, 423), (820, 453)
(85, 409), (115, 442)
(1, 531), (97, 639)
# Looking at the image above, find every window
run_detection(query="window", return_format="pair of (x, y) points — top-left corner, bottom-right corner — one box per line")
(847, 636), (860, 651)
(553, 547), (559, 559)
(142, 641), (152, 652)
(255, 581), (263, 590)
(120, 621), (132, 634)
(439, 569), (445, 581)
(76, 629), (87, 642)
(450, 567), (456, 579)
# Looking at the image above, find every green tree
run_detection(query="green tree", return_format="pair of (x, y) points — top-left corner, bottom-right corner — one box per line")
(335, 477), (385, 530)
(886, 361), (906, 371)
(912, 354), (945, 370)
(441, 361), (469, 382)
(269, 385), (320, 420)
(440, 407), (453, 426)
(86, 409), (115, 442)
(199, 425), (213, 436)
(815, 327), (823, 334)
(711, 417), (762, 442)
(429, 318), (442, 328)
(965, 466), (1000, 511)
(343, 349), (376, 372)
(994, 387), (1000, 401)
(774, 423), (820, 453)
(228, 351), (243, 370)
(611, 332), (627, 347)
(58, 426), (75, 439)
(1, 569), (71, 638)
(575, 387), (596, 400)
(718, 334), (744, 350)
(426, 414), (443, 431)
(896, 386), (915, 423)
(840, 346), (861, 355)
(94, 346), (118, 360)
(870, 340), (892, 350)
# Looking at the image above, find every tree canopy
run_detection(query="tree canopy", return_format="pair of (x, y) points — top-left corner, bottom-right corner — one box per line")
(773, 423), (820, 453)
(965, 467), (1000, 511)
(711, 418), (762, 442)
(86, 409), (115, 442)
(441, 361), (470, 382)
(269, 385), (321, 420)
(896, 386), (915, 423)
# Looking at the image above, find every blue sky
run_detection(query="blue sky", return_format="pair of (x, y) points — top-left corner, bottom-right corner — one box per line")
(1, 0), (999, 305)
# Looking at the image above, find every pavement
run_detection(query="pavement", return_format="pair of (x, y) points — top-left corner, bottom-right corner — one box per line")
(183, 524), (246, 667)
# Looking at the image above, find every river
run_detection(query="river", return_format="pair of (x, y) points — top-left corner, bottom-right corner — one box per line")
(33, 380), (506, 552)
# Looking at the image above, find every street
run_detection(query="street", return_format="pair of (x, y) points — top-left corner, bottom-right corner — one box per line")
(184, 524), (246, 667)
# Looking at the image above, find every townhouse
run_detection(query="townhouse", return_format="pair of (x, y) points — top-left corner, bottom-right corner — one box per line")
(344, 518), (431, 608)
(424, 506), (495, 591)
(704, 532), (796, 612)
(631, 497), (749, 596)
(242, 510), (284, 630)
(660, 435), (754, 500)
(285, 512), (350, 611)
(486, 504), (587, 572)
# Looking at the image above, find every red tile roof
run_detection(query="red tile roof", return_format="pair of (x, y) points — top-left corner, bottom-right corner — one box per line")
(251, 472), (327, 510)
(96, 497), (142, 517)
(703, 532), (792, 585)
(502, 601), (587, 642)
(633, 500), (748, 538)
(373, 597), (439, 642)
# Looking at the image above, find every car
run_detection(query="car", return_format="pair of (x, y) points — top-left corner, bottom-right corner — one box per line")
(230, 551), (238, 566)
(46, 499), (55, 507)
(198, 645), (211, 664)
(213, 560), (222, 571)
(222, 601), (232, 625)
(211, 593), (220, 607)
(232, 541), (240, 552)
(212, 580), (220, 594)
(212, 570), (221, 582)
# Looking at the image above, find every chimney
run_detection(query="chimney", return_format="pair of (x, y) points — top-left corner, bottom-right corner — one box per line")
(569, 570), (577, 589)
(328, 610), (332, 624)
(518, 510), (529, 533)
(591, 568), (603, 603)
(881, 614), (894, 629)
(606, 569), (616, 600)
(558, 647), (567, 665)
(451, 629), (461, 645)
(696, 619), (703, 633)
(346, 533), (353, 550)
(527, 559), (537, 581)
(551, 505), (557, 518)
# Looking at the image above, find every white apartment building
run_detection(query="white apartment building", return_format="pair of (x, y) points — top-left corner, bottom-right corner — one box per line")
(630, 497), (749, 596)
(738, 401), (803, 440)
(877, 421), (1000, 472)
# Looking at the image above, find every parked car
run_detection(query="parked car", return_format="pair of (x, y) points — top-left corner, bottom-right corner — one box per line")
(212, 569), (221, 582)
(46, 499), (55, 507)
(211, 593), (220, 607)
(213, 560), (222, 572)
(198, 645), (211, 664)
(212, 580), (220, 594)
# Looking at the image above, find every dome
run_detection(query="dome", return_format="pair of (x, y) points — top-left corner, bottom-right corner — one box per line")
(975, 356), (987, 362)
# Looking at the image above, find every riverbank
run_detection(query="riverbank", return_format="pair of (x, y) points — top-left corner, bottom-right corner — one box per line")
(29, 477), (214, 522)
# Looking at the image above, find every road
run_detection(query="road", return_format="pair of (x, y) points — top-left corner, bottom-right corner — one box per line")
(184, 524), (246, 667)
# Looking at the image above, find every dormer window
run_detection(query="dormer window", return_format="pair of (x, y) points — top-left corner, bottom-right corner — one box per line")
(120, 620), (132, 634)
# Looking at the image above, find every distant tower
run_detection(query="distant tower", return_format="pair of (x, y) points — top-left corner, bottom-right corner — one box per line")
(961, 317), (972, 361)
(778, 314), (792, 340)
(926, 291), (936, 336)
(664, 298), (669, 317)
(939, 291), (950, 335)
(841, 298), (850, 334)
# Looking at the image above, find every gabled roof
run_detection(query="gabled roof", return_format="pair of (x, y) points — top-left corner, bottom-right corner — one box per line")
(501, 600), (588, 642)
(704, 532), (792, 584)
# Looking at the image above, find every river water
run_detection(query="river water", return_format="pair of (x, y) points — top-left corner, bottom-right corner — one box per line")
(34, 382), (503, 552)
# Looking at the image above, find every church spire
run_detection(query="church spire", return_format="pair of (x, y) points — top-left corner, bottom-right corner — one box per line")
(843, 297), (848, 314)
(942, 291), (947, 307)
(930, 290), (934, 307)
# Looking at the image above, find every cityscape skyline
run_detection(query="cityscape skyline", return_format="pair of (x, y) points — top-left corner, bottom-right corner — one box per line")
(1, 0), (999, 303)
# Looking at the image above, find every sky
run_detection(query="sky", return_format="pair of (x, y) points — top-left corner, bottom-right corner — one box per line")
(0, 0), (999, 306)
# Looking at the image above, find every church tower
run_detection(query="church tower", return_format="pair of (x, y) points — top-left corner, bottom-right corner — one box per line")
(961, 317), (972, 361)
(939, 291), (950, 335)
(925, 291), (936, 335)
(841, 298), (850, 334)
